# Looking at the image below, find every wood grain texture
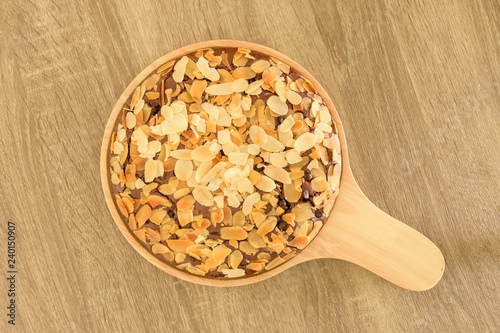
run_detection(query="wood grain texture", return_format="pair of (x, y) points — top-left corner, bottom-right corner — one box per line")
(1, 0), (498, 332)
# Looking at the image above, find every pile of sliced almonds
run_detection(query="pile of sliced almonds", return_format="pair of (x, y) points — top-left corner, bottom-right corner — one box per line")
(110, 47), (341, 278)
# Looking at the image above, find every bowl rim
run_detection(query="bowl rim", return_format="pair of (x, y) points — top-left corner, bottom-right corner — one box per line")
(100, 39), (349, 286)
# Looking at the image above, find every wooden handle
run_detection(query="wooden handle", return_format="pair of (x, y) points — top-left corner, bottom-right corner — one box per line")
(317, 170), (445, 291)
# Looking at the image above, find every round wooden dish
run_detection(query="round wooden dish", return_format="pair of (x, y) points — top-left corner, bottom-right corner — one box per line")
(101, 40), (445, 290)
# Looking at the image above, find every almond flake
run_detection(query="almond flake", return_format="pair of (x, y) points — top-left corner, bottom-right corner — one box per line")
(217, 129), (230, 144)
(254, 175), (276, 192)
(245, 79), (264, 94)
(170, 149), (193, 160)
(237, 178), (254, 194)
(172, 56), (189, 82)
(275, 80), (287, 103)
(242, 192), (260, 215)
(196, 161), (214, 183)
(222, 268), (246, 278)
(249, 125), (268, 147)
(228, 152), (249, 166)
(261, 136), (285, 152)
(286, 90), (302, 105)
(311, 177), (329, 192)
(196, 56), (220, 81)
(193, 184), (214, 206)
(267, 95), (288, 116)
(317, 122), (333, 133)
(279, 115), (295, 132)
(136, 204), (152, 227)
(125, 112), (136, 129)
(250, 60), (271, 73)
(232, 67), (256, 79)
(230, 78), (249, 93)
(257, 217), (277, 236)
(270, 153), (287, 168)
(191, 145), (215, 162)
(294, 132), (316, 152)
(144, 159), (157, 183)
(205, 82), (233, 95)
(174, 159), (193, 181)
(201, 102), (220, 119)
(247, 144), (260, 155)
(221, 227), (248, 240)
(264, 165), (291, 184)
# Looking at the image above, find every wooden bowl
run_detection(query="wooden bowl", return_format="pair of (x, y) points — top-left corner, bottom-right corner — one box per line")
(101, 40), (445, 290)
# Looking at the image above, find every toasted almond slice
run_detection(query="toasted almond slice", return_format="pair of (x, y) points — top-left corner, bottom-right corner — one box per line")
(205, 82), (233, 95)
(170, 149), (193, 160)
(285, 150), (303, 164)
(250, 59), (270, 73)
(237, 178), (254, 194)
(152, 243), (171, 254)
(230, 78), (249, 93)
(233, 115), (247, 127)
(148, 195), (169, 208)
(212, 244), (232, 261)
(232, 67), (256, 79)
(270, 153), (287, 168)
(261, 136), (285, 152)
(125, 112), (136, 129)
(136, 204), (152, 227)
(317, 122), (333, 133)
(173, 188), (191, 200)
(162, 113), (188, 135)
(190, 79), (207, 104)
(288, 235), (309, 249)
(166, 239), (195, 253)
(191, 145), (215, 162)
(286, 90), (302, 105)
(201, 102), (220, 119)
(178, 210), (193, 226)
(265, 256), (285, 270)
(319, 108), (331, 123)
(249, 125), (268, 146)
(221, 227), (248, 240)
(174, 159), (193, 181)
(222, 268), (246, 278)
(247, 144), (260, 155)
(228, 152), (249, 165)
(201, 162), (227, 185)
(279, 115), (295, 133)
(311, 177), (329, 192)
(245, 79), (264, 94)
(229, 250), (244, 269)
(254, 175), (276, 192)
(144, 159), (157, 183)
(294, 132), (316, 152)
(314, 128), (324, 142)
(158, 184), (176, 196)
(172, 56), (189, 82)
(257, 217), (277, 236)
(264, 165), (291, 184)
(217, 129), (230, 144)
(267, 95), (288, 116)
(242, 192), (260, 215)
(275, 80), (287, 103)
(192, 184), (214, 206)
(247, 229), (267, 248)
(195, 161), (213, 183)
(196, 56), (220, 81)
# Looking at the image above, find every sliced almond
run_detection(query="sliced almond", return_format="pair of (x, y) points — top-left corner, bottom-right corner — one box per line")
(257, 217), (277, 236)
(212, 245), (232, 261)
(172, 56), (189, 82)
(286, 90), (302, 105)
(230, 78), (249, 93)
(191, 145), (215, 162)
(196, 56), (220, 81)
(228, 152), (249, 166)
(270, 153), (287, 168)
(245, 79), (264, 94)
(287, 235), (309, 249)
(205, 82), (233, 95)
(144, 159), (158, 183)
(275, 80), (287, 103)
(237, 178), (254, 194)
(267, 95), (288, 116)
(217, 129), (230, 144)
(174, 159), (193, 181)
(221, 227), (248, 240)
(242, 192), (260, 215)
(247, 229), (267, 248)
(170, 149), (193, 160)
(294, 132), (316, 152)
(148, 195), (169, 208)
(229, 250), (244, 269)
(232, 67), (256, 79)
(254, 175), (276, 192)
(249, 125), (268, 146)
(311, 177), (329, 192)
(285, 150), (303, 164)
(166, 239), (195, 253)
(250, 59), (270, 73)
(136, 204), (152, 227)
(125, 112), (136, 129)
(279, 115), (295, 133)
(201, 102), (220, 119)
(222, 268), (246, 278)
(264, 165), (291, 184)
(192, 184), (214, 206)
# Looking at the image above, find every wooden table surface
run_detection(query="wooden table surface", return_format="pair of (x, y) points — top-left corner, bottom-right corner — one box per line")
(1, 0), (499, 332)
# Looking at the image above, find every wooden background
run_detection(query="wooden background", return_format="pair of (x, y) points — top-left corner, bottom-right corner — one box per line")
(1, 0), (499, 332)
